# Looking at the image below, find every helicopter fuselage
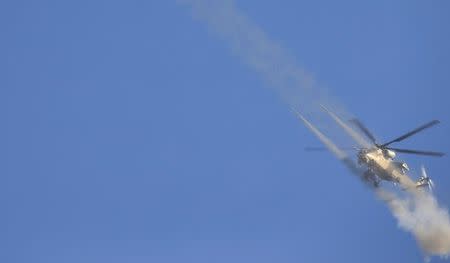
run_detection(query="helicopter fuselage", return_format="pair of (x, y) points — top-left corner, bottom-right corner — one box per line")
(357, 148), (409, 185)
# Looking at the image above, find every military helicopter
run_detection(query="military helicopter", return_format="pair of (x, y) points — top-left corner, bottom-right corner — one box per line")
(303, 106), (444, 189)
(349, 118), (444, 188)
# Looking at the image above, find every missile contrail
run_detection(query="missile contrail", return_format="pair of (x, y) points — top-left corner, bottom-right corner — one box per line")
(292, 109), (347, 160)
(292, 109), (370, 184)
(178, 0), (350, 120)
(320, 105), (371, 148)
(180, 0), (450, 258)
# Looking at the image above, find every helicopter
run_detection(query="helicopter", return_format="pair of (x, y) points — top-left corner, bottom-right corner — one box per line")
(349, 118), (443, 188)
(301, 106), (444, 189)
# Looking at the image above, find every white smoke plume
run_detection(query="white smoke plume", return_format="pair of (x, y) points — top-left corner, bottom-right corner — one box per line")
(178, 0), (348, 119)
(180, 0), (450, 258)
(378, 189), (450, 258)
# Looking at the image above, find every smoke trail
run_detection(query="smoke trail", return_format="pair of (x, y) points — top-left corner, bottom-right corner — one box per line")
(320, 105), (371, 148)
(179, 0), (348, 119)
(292, 109), (368, 182)
(378, 189), (450, 258)
(180, 0), (450, 258)
(292, 109), (347, 160)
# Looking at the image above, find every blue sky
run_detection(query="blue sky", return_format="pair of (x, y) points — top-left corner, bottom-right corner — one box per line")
(2, 1), (450, 262)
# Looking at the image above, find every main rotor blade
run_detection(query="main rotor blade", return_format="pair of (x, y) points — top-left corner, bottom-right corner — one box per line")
(380, 120), (440, 147)
(386, 147), (445, 157)
(350, 119), (377, 144)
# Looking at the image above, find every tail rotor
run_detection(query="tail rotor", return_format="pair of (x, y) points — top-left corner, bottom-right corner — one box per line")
(417, 166), (434, 191)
